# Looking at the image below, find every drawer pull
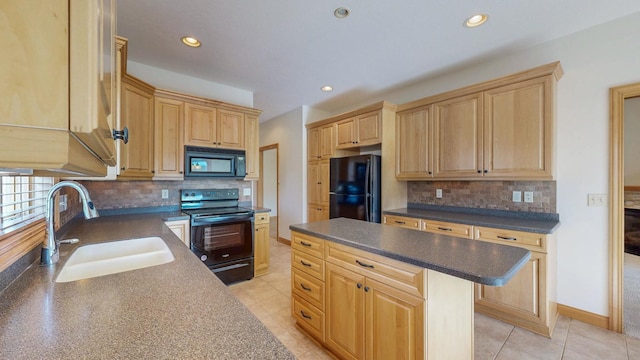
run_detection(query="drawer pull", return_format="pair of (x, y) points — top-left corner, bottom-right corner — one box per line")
(300, 241), (312, 247)
(300, 260), (312, 267)
(497, 236), (517, 241)
(300, 311), (312, 319)
(394, 220), (406, 225)
(437, 227), (452, 231)
(300, 284), (312, 291)
(356, 260), (374, 268)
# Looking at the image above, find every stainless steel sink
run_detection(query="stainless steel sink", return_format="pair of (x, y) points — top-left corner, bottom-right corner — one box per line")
(55, 237), (175, 283)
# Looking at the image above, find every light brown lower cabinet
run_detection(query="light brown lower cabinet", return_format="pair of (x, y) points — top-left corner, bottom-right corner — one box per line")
(291, 230), (475, 360)
(254, 213), (270, 277)
(164, 219), (190, 247)
(384, 214), (557, 338)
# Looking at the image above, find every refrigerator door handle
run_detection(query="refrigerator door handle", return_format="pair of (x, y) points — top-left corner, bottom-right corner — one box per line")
(365, 159), (370, 222)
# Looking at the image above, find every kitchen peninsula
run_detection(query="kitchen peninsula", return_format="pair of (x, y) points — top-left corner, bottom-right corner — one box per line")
(290, 217), (530, 359)
(0, 213), (293, 359)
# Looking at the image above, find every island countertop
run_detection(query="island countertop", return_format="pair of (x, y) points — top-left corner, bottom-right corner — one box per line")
(0, 213), (293, 359)
(290, 217), (531, 286)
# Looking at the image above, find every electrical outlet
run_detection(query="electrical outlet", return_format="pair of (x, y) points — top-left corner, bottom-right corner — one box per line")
(161, 189), (169, 199)
(59, 194), (68, 211)
(524, 191), (534, 203)
(436, 189), (443, 198)
(243, 188), (251, 196)
(588, 194), (606, 207)
(512, 191), (522, 203)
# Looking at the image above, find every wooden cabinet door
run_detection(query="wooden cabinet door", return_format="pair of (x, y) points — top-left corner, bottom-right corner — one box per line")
(217, 109), (245, 149)
(335, 118), (357, 149)
(154, 97), (184, 179)
(475, 251), (546, 326)
(307, 205), (328, 222)
(484, 77), (553, 179)
(365, 278), (424, 360)
(319, 125), (335, 159)
(319, 160), (330, 206)
(254, 221), (270, 276)
(119, 77), (154, 178)
(396, 106), (431, 179)
(355, 111), (381, 147)
(433, 93), (483, 178)
(308, 128), (321, 160)
(326, 263), (366, 360)
(307, 161), (321, 204)
(244, 114), (259, 180)
(185, 102), (217, 146)
(164, 219), (190, 247)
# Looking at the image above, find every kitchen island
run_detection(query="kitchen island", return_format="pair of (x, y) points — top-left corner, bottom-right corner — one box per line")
(290, 217), (531, 360)
(0, 213), (294, 359)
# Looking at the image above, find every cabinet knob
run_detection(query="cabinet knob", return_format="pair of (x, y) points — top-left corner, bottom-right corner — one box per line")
(151, 170), (155, 174)
(477, 170), (482, 173)
(364, 286), (370, 292)
(121, 167), (126, 171)
(357, 283), (362, 289)
(179, 171), (183, 174)
(428, 171), (432, 175)
(484, 169), (489, 173)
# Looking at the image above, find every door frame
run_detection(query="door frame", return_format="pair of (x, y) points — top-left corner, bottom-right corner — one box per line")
(259, 144), (279, 243)
(609, 82), (640, 332)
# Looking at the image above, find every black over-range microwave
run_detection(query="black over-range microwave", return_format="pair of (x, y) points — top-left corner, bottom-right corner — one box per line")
(184, 146), (246, 178)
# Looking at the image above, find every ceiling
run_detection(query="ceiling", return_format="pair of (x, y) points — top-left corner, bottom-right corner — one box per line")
(117, 1), (640, 122)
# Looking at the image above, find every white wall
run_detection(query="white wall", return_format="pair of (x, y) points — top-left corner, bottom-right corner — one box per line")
(625, 97), (640, 186)
(333, 12), (640, 316)
(127, 61), (254, 107)
(263, 149), (277, 216)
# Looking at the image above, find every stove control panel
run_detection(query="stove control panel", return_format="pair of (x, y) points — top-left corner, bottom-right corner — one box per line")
(181, 188), (240, 202)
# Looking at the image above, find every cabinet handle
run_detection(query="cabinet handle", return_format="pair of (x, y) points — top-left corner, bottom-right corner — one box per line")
(300, 284), (312, 291)
(300, 311), (312, 319)
(364, 286), (370, 292)
(356, 260), (374, 268)
(437, 227), (452, 231)
(357, 283), (362, 289)
(394, 220), (406, 225)
(497, 236), (517, 241)
(299, 241), (312, 247)
(300, 260), (312, 267)
(112, 127), (129, 144)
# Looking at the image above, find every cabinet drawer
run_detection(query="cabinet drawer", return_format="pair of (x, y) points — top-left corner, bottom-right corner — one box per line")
(292, 293), (325, 341)
(292, 268), (325, 310)
(474, 226), (547, 253)
(255, 213), (269, 224)
(292, 250), (325, 280)
(325, 242), (424, 298)
(292, 232), (325, 258)
(423, 220), (473, 239)
(383, 214), (421, 231)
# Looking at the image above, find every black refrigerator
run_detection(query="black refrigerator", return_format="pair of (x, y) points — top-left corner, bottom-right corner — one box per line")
(329, 154), (381, 223)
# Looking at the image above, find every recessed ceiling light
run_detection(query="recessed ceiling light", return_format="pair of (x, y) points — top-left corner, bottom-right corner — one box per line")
(334, 7), (350, 18)
(181, 36), (201, 47)
(464, 14), (488, 28)
(321, 85), (333, 92)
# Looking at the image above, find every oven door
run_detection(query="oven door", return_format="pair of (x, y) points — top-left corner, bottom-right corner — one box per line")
(191, 215), (253, 263)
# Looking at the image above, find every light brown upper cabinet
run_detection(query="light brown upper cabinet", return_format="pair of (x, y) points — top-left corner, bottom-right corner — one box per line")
(244, 114), (260, 180)
(0, 0), (117, 176)
(153, 96), (185, 180)
(433, 93), (484, 178)
(308, 125), (335, 161)
(335, 111), (382, 149)
(119, 75), (155, 179)
(396, 62), (562, 181)
(396, 105), (432, 179)
(184, 104), (245, 150)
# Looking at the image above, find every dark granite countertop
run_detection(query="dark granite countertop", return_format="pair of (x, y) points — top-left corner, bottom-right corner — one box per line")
(384, 206), (560, 234)
(0, 213), (293, 359)
(290, 218), (530, 286)
(252, 207), (271, 213)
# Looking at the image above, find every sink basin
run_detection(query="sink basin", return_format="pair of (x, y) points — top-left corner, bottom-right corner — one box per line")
(55, 237), (175, 283)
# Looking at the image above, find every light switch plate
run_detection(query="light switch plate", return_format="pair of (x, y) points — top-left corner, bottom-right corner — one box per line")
(243, 188), (251, 196)
(588, 194), (606, 207)
(436, 189), (443, 198)
(161, 189), (169, 199)
(512, 191), (522, 202)
(524, 191), (534, 203)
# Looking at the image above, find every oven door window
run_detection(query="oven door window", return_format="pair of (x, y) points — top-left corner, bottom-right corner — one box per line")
(190, 157), (232, 174)
(192, 220), (253, 262)
(203, 223), (243, 251)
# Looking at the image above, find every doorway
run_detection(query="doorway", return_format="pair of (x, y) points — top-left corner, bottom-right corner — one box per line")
(259, 144), (279, 243)
(609, 82), (640, 334)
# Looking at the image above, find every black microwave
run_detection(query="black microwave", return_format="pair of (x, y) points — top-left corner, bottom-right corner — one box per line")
(184, 146), (246, 178)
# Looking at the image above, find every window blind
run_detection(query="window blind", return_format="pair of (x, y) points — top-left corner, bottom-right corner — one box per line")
(0, 176), (54, 235)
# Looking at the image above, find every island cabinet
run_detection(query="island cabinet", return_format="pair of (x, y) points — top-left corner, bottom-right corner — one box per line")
(254, 213), (270, 277)
(119, 75), (155, 179)
(0, 0), (117, 176)
(335, 111), (382, 150)
(395, 61), (563, 181)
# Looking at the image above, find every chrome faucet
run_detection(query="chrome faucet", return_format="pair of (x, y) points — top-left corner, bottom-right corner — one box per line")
(41, 181), (99, 265)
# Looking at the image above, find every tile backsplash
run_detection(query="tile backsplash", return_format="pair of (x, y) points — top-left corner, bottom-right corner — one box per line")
(625, 191), (640, 208)
(407, 181), (556, 213)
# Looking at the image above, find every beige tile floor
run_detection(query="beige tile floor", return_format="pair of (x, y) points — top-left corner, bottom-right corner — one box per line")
(229, 235), (640, 359)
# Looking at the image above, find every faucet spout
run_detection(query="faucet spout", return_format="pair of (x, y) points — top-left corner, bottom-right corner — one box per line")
(41, 181), (99, 265)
